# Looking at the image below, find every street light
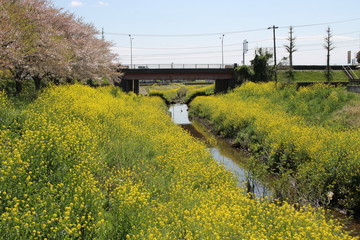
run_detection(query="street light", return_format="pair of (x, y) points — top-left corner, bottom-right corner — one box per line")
(220, 34), (225, 68)
(243, 39), (248, 65)
(129, 34), (133, 68)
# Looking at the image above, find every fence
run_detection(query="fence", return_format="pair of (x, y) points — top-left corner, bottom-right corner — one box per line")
(124, 64), (236, 69)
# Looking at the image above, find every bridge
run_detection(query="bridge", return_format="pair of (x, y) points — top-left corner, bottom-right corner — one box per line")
(118, 64), (237, 94)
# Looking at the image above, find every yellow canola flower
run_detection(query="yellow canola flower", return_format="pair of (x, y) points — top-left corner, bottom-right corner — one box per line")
(0, 84), (355, 239)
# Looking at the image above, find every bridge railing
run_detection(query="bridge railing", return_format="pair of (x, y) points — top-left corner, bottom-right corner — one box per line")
(124, 64), (236, 69)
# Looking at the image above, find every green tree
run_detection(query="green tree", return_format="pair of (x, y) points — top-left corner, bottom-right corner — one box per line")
(356, 51), (360, 64)
(250, 48), (274, 82)
(234, 65), (253, 85)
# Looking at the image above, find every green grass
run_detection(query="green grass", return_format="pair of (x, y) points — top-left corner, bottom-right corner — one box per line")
(278, 70), (351, 82)
(251, 83), (358, 128)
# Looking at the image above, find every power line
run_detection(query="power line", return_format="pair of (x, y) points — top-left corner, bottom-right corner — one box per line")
(117, 48), (245, 57)
(111, 38), (284, 51)
(114, 42), (359, 60)
(105, 28), (267, 38)
(336, 30), (360, 36)
(112, 33), (360, 63)
(111, 43), (243, 50)
(120, 53), (244, 61)
(110, 34), (359, 53)
(105, 18), (360, 38)
(281, 17), (360, 29)
(117, 41), (360, 61)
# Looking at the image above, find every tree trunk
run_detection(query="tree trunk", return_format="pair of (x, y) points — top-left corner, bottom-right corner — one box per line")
(12, 66), (25, 95)
(327, 52), (330, 82)
(34, 75), (42, 90)
(66, 77), (73, 84)
(51, 77), (60, 85)
(15, 79), (23, 95)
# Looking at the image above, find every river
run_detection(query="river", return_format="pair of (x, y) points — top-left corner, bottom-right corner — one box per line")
(169, 103), (270, 198)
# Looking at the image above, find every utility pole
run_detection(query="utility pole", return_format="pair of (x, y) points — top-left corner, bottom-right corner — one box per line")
(129, 34), (133, 69)
(220, 34), (225, 68)
(102, 27), (104, 40)
(243, 39), (248, 65)
(268, 25), (278, 81)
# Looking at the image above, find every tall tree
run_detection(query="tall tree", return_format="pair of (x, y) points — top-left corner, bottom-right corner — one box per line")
(251, 48), (274, 82)
(356, 51), (360, 64)
(0, 0), (38, 93)
(284, 26), (297, 68)
(0, 0), (118, 94)
(324, 27), (335, 81)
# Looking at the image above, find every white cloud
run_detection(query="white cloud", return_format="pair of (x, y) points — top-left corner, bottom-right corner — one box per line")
(98, 1), (109, 6)
(70, 1), (83, 7)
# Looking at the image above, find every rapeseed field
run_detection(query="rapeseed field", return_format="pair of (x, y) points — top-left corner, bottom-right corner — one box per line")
(190, 82), (360, 219)
(0, 85), (356, 239)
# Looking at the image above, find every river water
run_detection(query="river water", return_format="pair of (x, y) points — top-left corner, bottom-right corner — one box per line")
(169, 103), (270, 198)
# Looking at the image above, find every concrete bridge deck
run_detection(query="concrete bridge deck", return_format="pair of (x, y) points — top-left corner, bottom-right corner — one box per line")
(122, 68), (234, 80)
(119, 67), (236, 93)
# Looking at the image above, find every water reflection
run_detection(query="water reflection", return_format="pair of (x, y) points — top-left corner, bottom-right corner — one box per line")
(209, 147), (269, 197)
(168, 104), (191, 125)
(169, 104), (270, 197)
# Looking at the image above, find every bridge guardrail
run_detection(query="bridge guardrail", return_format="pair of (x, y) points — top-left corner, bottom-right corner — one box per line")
(124, 64), (235, 69)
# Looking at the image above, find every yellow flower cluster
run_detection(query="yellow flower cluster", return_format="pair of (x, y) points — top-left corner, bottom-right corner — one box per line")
(0, 90), (8, 107)
(184, 84), (214, 102)
(0, 84), (355, 239)
(0, 69), (12, 78)
(190, 82), (360, 213)
(149, 87), (179, 102)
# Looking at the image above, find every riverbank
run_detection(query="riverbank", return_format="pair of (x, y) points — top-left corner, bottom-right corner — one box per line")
(189, 81), (360, 219)
(190, 110), (360, 237)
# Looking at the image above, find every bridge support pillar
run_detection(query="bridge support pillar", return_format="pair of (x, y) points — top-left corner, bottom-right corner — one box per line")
(215, 79), (227, 93)
(120, 79), (139, 94)
(215, 78), (236, 93)
(133, 80), (139, 94)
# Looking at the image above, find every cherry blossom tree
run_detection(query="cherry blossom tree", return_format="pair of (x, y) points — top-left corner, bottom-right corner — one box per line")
(0, 0), (38, 93)
(0, 0), (118, 94)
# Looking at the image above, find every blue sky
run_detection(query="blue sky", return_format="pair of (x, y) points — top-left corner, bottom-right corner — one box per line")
(52, 0), (360, 66)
